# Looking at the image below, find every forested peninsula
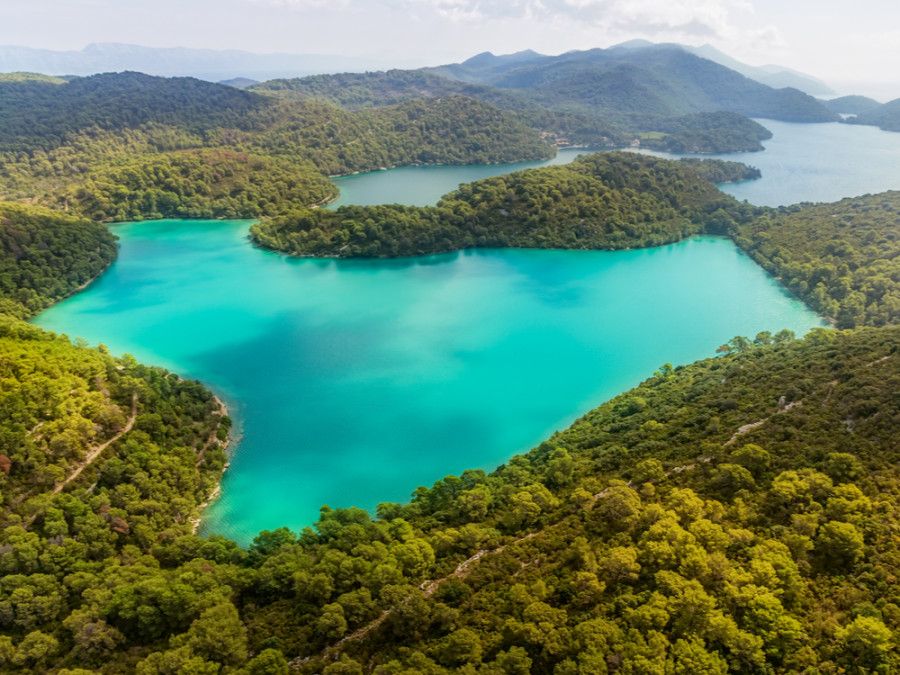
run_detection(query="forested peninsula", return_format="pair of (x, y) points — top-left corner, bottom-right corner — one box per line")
(250, 153), (759, 258)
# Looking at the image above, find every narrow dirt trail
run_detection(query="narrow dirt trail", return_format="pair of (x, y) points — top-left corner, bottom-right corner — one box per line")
(293, 532), (542, 667)
(293, 390), (819, 668)
(52, 392), (138, 495)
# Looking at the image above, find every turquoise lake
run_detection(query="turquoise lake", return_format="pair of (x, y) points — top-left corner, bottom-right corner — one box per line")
(36, 227), (823, 545)
(34, 117), (900, 546)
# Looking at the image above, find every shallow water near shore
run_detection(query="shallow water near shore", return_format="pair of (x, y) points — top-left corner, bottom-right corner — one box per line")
(35, 221), (825, 545)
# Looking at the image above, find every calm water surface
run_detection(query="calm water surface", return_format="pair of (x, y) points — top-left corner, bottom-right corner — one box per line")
(637, 119), (900, 206)
(37, 119), (896, 544)
(328, 148), (589, 208)
(36, 223), (824, 545)
(331, 121), (900, 208)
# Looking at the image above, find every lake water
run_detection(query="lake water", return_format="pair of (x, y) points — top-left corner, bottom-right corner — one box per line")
(35, 224), (823, 545)
(328, 148), (589, 208)
(37, 118), (897, 545)
(330, 121), (900, 208)
(636, 119), (900, 207)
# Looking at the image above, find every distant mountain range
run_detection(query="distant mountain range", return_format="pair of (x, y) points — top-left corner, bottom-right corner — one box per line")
(0, 41), (833, 97)
(247, 43), (840, 158)
(670, 43), (834, 96)
(420, 45), (836, 124)
(0, 43), (390, 81)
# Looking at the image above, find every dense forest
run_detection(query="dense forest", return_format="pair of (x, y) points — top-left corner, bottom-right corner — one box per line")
(0, 202), (117, 318)
(0, 315), (233, 674)
(61, 150), (337, 222)
(0, 73), (554, 219)
(250, 153), (759, 258)
(732, 191), (900, 328)
(5, 74), (900, 671)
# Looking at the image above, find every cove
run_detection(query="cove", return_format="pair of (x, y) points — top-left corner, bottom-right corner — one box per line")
(34, 219), (825, 546)
(328, 148), (590, 208)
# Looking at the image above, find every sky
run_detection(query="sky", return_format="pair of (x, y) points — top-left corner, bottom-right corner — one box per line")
(3, 0), (899, 98)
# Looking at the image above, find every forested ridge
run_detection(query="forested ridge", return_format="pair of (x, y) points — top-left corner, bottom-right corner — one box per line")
(0, 72), (555, 221)
(250, 153), (759, 258)
(732, 191), (900, 329)
(0, 202), (117, 318)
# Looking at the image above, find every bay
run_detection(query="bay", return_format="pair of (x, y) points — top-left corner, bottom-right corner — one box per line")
(34, 221), (825, 545)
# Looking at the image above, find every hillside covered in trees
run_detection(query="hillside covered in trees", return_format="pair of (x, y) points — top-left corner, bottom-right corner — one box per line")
(0, 202), (116, 318)
(0, 73), (554, 221)
(250, 153), (759, 258)
(2, 304), (900, 672)
(732, 191), (900, 329)
(5, 119), (900, 671)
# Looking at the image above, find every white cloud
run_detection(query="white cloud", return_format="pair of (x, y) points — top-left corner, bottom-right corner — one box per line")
(386, 0), (752, 39)
(248, 0), (351, 9)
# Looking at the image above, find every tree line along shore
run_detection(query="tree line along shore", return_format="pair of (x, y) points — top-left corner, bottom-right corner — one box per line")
(3, 141), (900, 672)
(3, 64), (900, 673)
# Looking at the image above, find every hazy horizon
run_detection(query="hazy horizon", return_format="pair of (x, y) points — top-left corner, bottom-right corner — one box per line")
(0, 40), (894, 102)
(3, 0), (899, 101)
